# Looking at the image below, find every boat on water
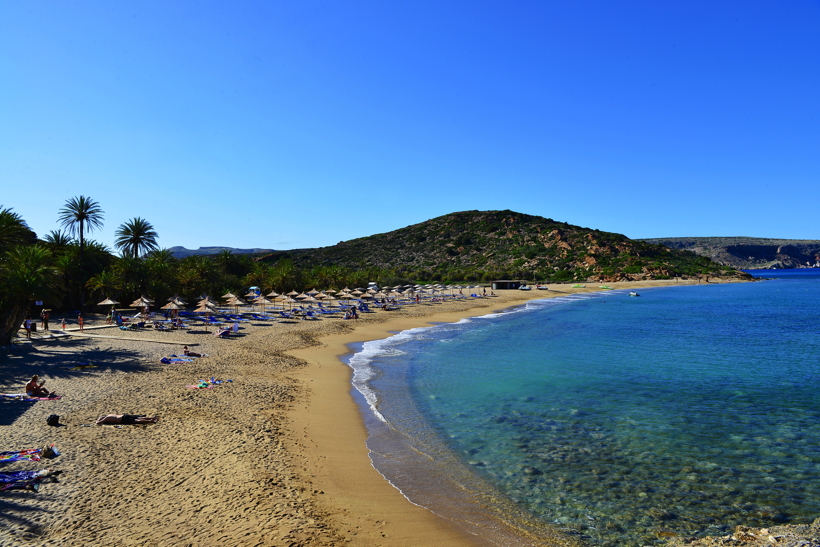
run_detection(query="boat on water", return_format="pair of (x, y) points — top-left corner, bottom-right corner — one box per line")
(629, 291), (640, 297)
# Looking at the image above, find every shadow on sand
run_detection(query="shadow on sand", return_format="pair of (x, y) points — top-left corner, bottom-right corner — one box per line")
(0, 339), (149, 426)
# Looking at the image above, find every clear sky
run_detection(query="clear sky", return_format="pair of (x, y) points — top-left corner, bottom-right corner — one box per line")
(2, 1), (818, 252)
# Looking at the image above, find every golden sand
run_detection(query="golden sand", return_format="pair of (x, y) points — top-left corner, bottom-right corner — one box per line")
(0, 280), (725, 546)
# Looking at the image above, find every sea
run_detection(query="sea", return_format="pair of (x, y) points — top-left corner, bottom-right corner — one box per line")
(345, 269), (820, 546)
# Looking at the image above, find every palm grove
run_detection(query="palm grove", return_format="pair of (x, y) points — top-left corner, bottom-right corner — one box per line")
(0, 196), (404, 345)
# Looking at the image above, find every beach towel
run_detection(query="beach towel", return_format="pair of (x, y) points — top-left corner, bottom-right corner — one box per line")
(66, 363), (97, 370)
(160, 357), (194, 364)
(0, 480), (40, 492)
(0, 449), (41, 464)
(1, 394), (61, 402)
(186, 378), (232, 389)
(0, 469), (50, 483)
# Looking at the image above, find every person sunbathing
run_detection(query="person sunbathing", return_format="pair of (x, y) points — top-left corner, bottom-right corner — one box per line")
(25, 375), (50, 397)
(95, 414), (159, 425)
(182, 345), (202, 357)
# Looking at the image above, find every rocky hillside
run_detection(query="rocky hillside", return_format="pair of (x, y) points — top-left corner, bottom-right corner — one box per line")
(259, 210), (746, 283)
(640, 237), (820, 270)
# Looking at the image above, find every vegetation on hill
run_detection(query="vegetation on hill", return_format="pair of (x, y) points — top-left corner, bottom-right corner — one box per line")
(259, 210), (742, 283)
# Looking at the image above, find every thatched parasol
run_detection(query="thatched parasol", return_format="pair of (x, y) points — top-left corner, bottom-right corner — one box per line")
(130, 297), (152, 308)
(254, 296), (273, 312)
(97, 298), (119, 306)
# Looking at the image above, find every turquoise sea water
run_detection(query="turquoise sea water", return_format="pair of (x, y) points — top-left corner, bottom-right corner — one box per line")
(348, 271), (820, 546)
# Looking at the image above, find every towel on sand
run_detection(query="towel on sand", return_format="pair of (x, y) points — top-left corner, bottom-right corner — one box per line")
(186, 379), (232, 389)
(1, 394), (62, 402)
(0, 448), (42, 464)
(0, 470), (50, 483)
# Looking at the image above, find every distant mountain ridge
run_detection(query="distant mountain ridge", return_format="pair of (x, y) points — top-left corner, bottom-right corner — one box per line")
(168, 246), (274, 259)
(639, 237), (820, 270)
(258, 210), (744, 283)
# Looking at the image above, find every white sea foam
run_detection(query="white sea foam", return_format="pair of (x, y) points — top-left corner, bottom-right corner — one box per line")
(347, 326), (434, 423)
(347, 293), (600, 425)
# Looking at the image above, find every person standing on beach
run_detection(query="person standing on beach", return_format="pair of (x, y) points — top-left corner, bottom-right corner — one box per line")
(78, 312), (84, 331)
(61, 318), (67, 331)
(24, 316), (32, 338)
(41, 309), (50, 331)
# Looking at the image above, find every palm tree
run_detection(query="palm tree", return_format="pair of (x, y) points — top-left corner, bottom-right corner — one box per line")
(0, 206), (37, 254)
(57, 196), (104, 309)
(86, 270), (121, 302)
(43, 229), (74, 251)
(57, 196), (104, 255)
(0, 245), (59, 344)
(114, 217), (159, 258)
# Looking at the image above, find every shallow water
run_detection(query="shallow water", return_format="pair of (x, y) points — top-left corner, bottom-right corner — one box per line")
(349, 272), (820, 546)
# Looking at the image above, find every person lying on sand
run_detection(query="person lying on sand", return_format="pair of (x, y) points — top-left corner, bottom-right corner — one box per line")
(25, 375), (50, 397)
(95, 415), (159, 425)
(182, 345), (203, 357)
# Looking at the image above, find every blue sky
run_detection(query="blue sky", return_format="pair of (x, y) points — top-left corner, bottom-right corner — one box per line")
(2, 1), (818, 252)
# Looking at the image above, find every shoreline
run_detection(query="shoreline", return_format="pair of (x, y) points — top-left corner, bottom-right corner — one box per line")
(0, 278), (748, 546)
(284, 279), (723, 546)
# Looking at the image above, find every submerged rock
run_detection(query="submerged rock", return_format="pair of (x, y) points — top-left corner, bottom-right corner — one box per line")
(666, 517), (820, 547)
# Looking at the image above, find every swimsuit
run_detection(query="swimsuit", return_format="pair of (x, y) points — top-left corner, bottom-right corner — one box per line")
(120, 414), (144, 425)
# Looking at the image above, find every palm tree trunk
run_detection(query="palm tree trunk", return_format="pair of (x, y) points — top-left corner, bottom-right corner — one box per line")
(79, 221), (86, 309)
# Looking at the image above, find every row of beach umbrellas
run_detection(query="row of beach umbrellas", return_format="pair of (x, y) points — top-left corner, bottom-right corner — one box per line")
(93, 282), (484, 317)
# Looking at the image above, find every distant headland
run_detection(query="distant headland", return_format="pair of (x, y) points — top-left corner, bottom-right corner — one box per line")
(167, 246), (274, 259)
(639, 237), (820, 270)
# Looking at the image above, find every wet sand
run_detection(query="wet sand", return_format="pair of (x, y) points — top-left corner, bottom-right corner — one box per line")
(0, 280), (728, 546)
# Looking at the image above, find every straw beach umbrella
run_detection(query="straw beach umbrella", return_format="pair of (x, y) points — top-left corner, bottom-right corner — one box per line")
(161, 301), (182, 318)
(130, 296), (153, 318)
(194, 302), (217, 330)
(225, 296), (247, 314)
(254, 296), (273, 313)
(130, 296), (152, 308)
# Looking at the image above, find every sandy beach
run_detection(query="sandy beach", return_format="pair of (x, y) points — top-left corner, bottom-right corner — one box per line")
(0, 280), (726, 546)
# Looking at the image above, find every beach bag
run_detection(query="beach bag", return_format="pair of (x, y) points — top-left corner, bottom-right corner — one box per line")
(46, 414), (60, 427)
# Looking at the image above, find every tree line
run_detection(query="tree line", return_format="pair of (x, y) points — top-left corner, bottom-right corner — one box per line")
(0, 196), (412, 345)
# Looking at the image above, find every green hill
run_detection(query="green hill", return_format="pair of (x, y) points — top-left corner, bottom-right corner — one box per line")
(259, 210), (744, 283)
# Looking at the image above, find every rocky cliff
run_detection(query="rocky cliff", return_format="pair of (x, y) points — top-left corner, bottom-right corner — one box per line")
(640, 237), (820, 270)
